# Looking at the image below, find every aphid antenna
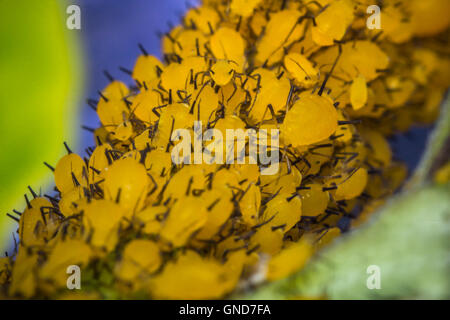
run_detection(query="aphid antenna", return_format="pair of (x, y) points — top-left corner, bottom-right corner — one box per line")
(28, 186), (38, 199)
(97, 90), (109, 102)
(64, 141), (73, 154)
(207, 21), (214, 35)
(138, 43), (148, 56)
(81, 125), (95, 133)
(96, 135), (103, 146)
(86, 99), (98, 111)
(71, 172), (80, 187)
(115, 188), (122, 204)
(118, 66), (132, 76)
(24, 194), (32, 209)
(318, 47), (342, 97)
(103, 70), (114, 82)
(236, 16), (242, 32)
(43, 162), (55, 172)
(6, 213), (19, 223)
(246, 244), (261, 255)
(371, 30), (383, 42)
(338, 120), (362, 125)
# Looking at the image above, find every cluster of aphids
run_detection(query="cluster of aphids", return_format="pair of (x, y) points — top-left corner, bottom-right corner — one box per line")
(1, 0), (449, 299)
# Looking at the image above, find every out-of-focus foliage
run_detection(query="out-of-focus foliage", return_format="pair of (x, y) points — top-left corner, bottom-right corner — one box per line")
(0, 0), (82, 251)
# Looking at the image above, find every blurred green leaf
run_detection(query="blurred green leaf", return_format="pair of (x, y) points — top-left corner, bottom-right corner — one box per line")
(0, 0), (82, 252)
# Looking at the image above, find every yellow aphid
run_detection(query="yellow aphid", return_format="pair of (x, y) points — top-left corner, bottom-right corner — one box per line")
(88, 144), (112, 182)
(315, 41), (389, 82)
(8, 248), (38, 298)
(233, 162), (260, 186)
(152, 103), (194, 150)
(210, 169), (240, 192)
(209, 27), (245, 70)
(113, 121), (133, 141)
(312, 0), (354, 46)
(231, 0), (262, 17)
(381, 5), (413, 43)
(260, 163), (302, 195)
(191, 83), (219, 122)
(132, 55), (163, 87)
(211, 60), (234, 86)
(334, 167), (368, 200)
(384, 76), (416, 109)
(115, 239), (161, 282)
(163, 165), (206, 201)
(148, 251), (233, 299)
(121, 150), (142, 162)
(59, 185), (85, 216)
(261, 193), (302, 232)
(360, 128), (392, 167)
(54, 153), (88, 195)
(173, 29), (207, 58)
(96, 81), (130, 132)
(219, 81), (247, 115)
(183, 56), (208, 80)
(104, 158), (150, 214)
(162, 25), (182, 55)
(249, 10), (267, 35)
(135, 205), (166, 234)
(94, 126), (109, 146)
(184, 6), (220, 34)
(249, 223), (284, 255)
(239, 183), (261, 227)
(298, 184), (329, 217)
(83, 200), (125, 251)
(350, 75), (367, 110)
(160, 62), (191, 93)
(131, 89), (162, 124)
(410, 0), (450, 37)
(196, 188), (234, 239)
(144, 149), (172, 182)
(284, 53), (319, 88)
(160, 197), (207, 247)
(281, 94), (338, 147)
(246, 68), (290, 121)
(134, 129), (152, 150)
(19, 197), (53, 247)
(101, 80), (129, 100)
(316, 227), (341, 248)
(266, 239), (313, 281)
(335, 110), (356, 143)
(255, 9), (304, 65)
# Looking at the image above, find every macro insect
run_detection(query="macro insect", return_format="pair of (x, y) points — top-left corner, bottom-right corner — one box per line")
(2, 0), (449, 300)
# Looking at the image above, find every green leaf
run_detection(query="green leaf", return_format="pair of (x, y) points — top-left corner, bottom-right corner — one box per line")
(0, 0), (82, 252)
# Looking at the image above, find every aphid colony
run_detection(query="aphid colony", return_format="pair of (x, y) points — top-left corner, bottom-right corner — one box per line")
(1, 0), (449, 299)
